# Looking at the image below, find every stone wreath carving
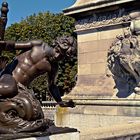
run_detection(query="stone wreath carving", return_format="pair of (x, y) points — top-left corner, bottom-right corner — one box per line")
(107, 11), (140, 97)
(75, 8), (130, 31)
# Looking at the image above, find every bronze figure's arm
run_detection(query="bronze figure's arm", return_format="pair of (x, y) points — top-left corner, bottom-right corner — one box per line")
(15, 40), (43, 50)
(0, 40), (43, 51)
(48, 63), (75, 108)
(48, 63), (62, 103)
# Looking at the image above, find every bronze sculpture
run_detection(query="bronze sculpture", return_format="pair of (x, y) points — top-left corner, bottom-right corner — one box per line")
(0, 37), (76, 106)
(0, 2), (76, 134)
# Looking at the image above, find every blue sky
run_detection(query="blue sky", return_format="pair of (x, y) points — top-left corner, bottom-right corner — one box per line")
(0, 0), (76, 27)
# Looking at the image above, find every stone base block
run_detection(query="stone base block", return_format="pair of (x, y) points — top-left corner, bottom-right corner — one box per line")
(55, 99), (140, 139)
(80, 122), (140, 140)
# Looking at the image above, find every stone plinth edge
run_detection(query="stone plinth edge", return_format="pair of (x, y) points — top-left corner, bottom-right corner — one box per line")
(81, 122), (140, 140)
(63, 0), (135, 16)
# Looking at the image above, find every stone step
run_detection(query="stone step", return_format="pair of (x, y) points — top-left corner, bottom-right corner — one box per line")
(80, 121), (140, 140)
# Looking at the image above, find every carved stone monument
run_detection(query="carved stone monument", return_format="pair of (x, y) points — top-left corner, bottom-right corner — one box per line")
(55, 0), (140, 139)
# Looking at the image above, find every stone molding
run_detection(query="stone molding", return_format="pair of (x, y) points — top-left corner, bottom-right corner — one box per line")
(64, 0), (134, 16)
(63, 99), (140, 106)
(75, 8), (130, 31)
(81, 122), (140, 140)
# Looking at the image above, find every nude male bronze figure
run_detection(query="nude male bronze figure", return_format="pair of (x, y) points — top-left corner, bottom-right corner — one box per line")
(0, 35), (76, 133)
(0, 1), (77, 134)
(0, 36), (76, 107)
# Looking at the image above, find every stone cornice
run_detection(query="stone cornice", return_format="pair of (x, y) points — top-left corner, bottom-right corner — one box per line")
(63, 0), (136, 16)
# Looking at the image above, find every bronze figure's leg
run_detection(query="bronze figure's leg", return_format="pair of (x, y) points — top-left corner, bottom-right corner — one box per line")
(0, 74), (18, 98)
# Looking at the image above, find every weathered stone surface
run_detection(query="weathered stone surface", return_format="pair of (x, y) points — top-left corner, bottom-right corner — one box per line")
(64, 0), (140, 98)
(80, 122), (140, 140)
(58, 1), (140, 140)
(64, 0), (135, 16)
(75, 27), (125, 97)
(78, 39), (114, 53)
(55, 104), (140, 140)
(79, 51), (107, 64)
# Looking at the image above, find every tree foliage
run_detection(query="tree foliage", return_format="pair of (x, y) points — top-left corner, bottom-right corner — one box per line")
(4, 12), (77, 100)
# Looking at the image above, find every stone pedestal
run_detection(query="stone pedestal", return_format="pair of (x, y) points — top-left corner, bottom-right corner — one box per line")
(64, 0), (140, 99)
(55, 101), (140, 139)
(56, 0), (140, 139)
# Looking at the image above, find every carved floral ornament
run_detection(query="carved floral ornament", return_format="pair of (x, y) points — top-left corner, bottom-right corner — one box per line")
(75, 8), (130, 31)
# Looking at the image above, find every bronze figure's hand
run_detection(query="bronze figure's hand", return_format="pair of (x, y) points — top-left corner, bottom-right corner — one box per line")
(58, 99), (76, 108)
